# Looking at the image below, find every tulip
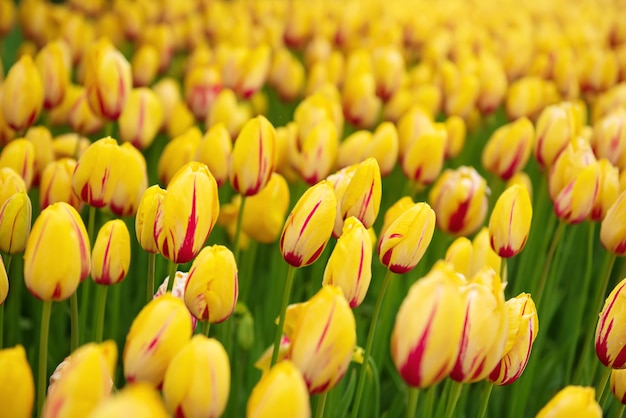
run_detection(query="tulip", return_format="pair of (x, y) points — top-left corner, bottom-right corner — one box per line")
(124, 293), (193, 387)
(340, 158), (382, 230)
(136, 185), (166, 254)
(507, 172), (534, 201)
(24, 202), (90, 301)
(131, 44), (159, 87)
(35, 40), (70, 110)
(595, 278), (626, 368)
(579, 49), (618, 95)
(154, 162), (220, 264)
(88, 384), (169, 418)
(67, 86), (104, 136)
(591, 109), (626, 170)
(153, 77), (182, 122)
(294, 92), (343, 147)
(429, 166), (489, 236)
(229, 115), (277, 196)
(342, 71), (382, 129)
(378, 202), (436, 274)
(234, 45), (271, 99)
(372, 46), (404, 101)
(505, 76), (553, 121)
(442, 67), (480, 120)
(91, 220), (131, 285)
(40, 158), (82, 212)
(488, 185), (533, 258)
(0, 191), (31, 255)
(397, 107), (435, 161)
(535, 386), (601, 418)
(184, 245), (238, 323)
(196, 123), (232, 188)
(534, 104), (576, 169)
(268, 48), (305, 102)
(162, 336), (230, 418)
(401, 127), (446, 186)
(0, 345), (34, 418)
(476, 52), (508, 115)
(0, 138), (35, 190)
(0, 167), (26, 209)
(1, 55), (43, 132)
(83, 38), (132, 120)
(0, 87), (16, 146)
(0, 255), (7, 306)
(611, 369), (626, 404)
(601, 191), (626, 255)
(391, 261), (465, 388)
(444, 115), (466, 160)
(205, 89), (251, 140)
(71, 137), (119, 208)
(488, 293), (539, 385)
(158, 127), (202, 186)
(482, 117), (534, 180)
(280, 180), (337, 268)
(240, 173), (290, 243)
(24, 126), (54, 186)
(379, 196), (415, 237)
(43, 341), (117, 417)
(445, 237), (473, 278)
(107, 143), (148, 217)
(119, 88), (164, 150)
(184, 64), (223, 120)
(0, 0), (15, 37)
(590, 159), (619, 221)
(247, 360), (310, 418)
(298, 118), (338, 185)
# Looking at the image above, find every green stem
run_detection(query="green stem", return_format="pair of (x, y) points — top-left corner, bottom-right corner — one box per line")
(94, 285), (108, 342)
(88, 206), (96, 245)
(146, 252), (156, 302)
(616, 404), (625, 418)
(535, 220), (566, 309)
(423, 385), (436, 418)
(202, 321), (211, 337)
(407, 387), (420, 418)
(350, 269), (394, 418)
(166, 260), (178, 293)
(270, 265), (297, 367)
(233, 195), (247, 263)
(500, 258), (507, 284)
(597, 367), (611, 402)
(477, 381), (494, 418)
(0, 303), (4, 349)
(70, 293), (79, 351)
(443, 381), (464, 418)
(315, 391), (329, 418)
(38, 301), (52, 418)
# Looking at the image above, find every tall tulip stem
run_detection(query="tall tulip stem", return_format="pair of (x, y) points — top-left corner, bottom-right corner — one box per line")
(477, 381), (494, 418)
(233, 195), (247, 263)
(70, 293), (79, 351)
(616, 404), (625, 418)
(38, 300), (52, 417)
(315, 391), (329, 418)
(0, 303), (4, 349)
(94, 285), (108, 342)
(443, 381), (464, 418)
(146, 252), (156, 302)
(407, 387), (420, 418)
(597, 367), (611, 402)
(535, 220), (565, 309)
(202, 321), (211, 337)
(351, 268), (394, 418)
(270, 265), (297, 367)
(166, 260), (178, 292)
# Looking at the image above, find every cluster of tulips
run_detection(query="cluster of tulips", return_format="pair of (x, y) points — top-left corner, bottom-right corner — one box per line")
(2, 0), (626, 417)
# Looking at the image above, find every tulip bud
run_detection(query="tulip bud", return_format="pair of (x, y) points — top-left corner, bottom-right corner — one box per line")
(0, 191), (31, 255)
(136, 185), (166, 254)
(0, 87), (16, 146)
(391, 261), (465, 388)
(579, 49), (618, 95)
(0, 167), (26, 208)
(444, 115), (466, 160)
(488, 293), (539, 385)
(342, 72), (382, 129)
(611, 369), (626, 404)
(40, 158), (82, 212)
(67, 86), (104, 136)
(298, 118), (338, 184)
(0, 0), (15, 38)
(397, 106), (435, 162)
(124, 294), (193, 387)
(205, 89), (251, 140)
(0, 345), (34, 418)
(591, 159), (620, 221)
(72, 137), (119, 208)
(229, 115), (277, 196)
(119, 88), (164, 150)
(131, 44), (159, 87)
(592, 110), (626, 172)
(596, 278), (626, 368)
(379, 196), (414, 238)
(184, 245), (238, 324)
(153, 77), (182, 122)
(534, 104), (576, 169)
(476, 52), (508, 115)
(0, 138), (35, 189)
(429, 166), (489, 236)
(35, 40), (71, 110)
(372, 46), (404, 101)
(601, 190), (626, 255)
(184, 64), (223, 120)
(505, 76), (552, 121)
(1, 55), (43, 132)
(154, 162), (220, 264)
(24, 126), (53, 186)
(83, 38), (132, 120)
(234, 45), (271, 99)
(445, 237), (473, 277)
(248, 362), (310, 418)
(158, 127), (203, 186)
(107, 142), (148, 217)
(91, 220), (131, 286)
(241, 173), (290, 243)
(280, 181), (337, 268)
(268, 48), (305, 102)
(378, 202), (436, 274)
(340, 158), (382, 232)
(488, 185), (533, 258)
(196, 123), (232, 188)
(536, 386), (601, 418)
(482, 117), (534, 180)
(24, 202), (91, 301)
(88, 384), (169, 418)
(401, 127), (446, 186)
(163, 336), (230, 418)
(43, 341), (117, 417)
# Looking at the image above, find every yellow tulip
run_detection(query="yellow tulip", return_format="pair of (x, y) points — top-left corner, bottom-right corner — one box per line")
(534, 103), (577, 169)
(24, 126), (54, 186)
(0, 345), (34, 418)
(488, 185), (533, 258)
(590, 159), (619, 221)
(298, 118), (338, 185)
(234, 45), (271, 99)
(372, 46), (404, 101)
(71, 137), (119, 208)
(91, 220), (131, 286)
(342, 72), (382, 129)
(157, 127), (202, 186)
(247, 361), (310, 418)
(39, 158), (82, 212)
(131, 44), (159, 88)
(241, 173), (290, 243)
(535, 386), (601, 418)
(35, 40), (71, 110)
(205, 88), (251, 140)
(153, 77), (182, 124)
(341, 158), (382, 231)
(0, 167), (26, 209)
(118, 88), (164, 150)
(443, 115), (466, 160)
(107, 142), (148, 217)
(135, 185), (166, 254)
(0, 138), (35, 190)
(595, 278), (626, 368)
(0, 191), (31, 255)
(196, 123), (232, 188)
(0, 255), (7, 305)
(482, 117), (534, 180)
(88, 384), (169, 418)
(67, 86), (104, 136)
(610, 369), (626, 404)
(396, 106), (435, 162)
(401, 127), (446, 186)
(591, 109), (626, 170)
(1, 55), (43, 132)
(183, 64), (222, 121)
(600, 190), (626, 255)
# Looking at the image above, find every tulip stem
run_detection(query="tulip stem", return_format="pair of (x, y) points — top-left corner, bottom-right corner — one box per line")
(443, 381), (463, 418)
(597, 367), (611, 402)
(70, 293), (79, 351)
(87, 206), (96, 245)
(476, 381), (494, 418)
(423, 385), (436, 418)
(406, 387), (420, 418)
(146, 252), (156, 302)
(94, 285), (108, 342)
(350, 269), (394, 418)
(202, 321), (211, 337)
(0, 303), (4, 349)
(315, 392), (329, 418)
(270, 265), (296, 367)
(38, 300), (52, 417)
(535, 220), (565, 309)
(500, 258), (507, 284)
(166, 260), (177, 293)
(233, 195), (247, 263)
(616, 404), (625, 418)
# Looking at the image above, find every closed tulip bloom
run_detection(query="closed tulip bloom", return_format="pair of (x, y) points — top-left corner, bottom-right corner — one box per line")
(0, 138), (35, 189)
(470, 227), (502, 278)
(601, 191), (626, 255)
(0, 255), (7, 305)
(372, 46), (404, 101)
(131, 44), (159, 87)
(184, 64), (222, 120)
(341, 158), (382, 231)
(88, 384), (169, 418)
(234, 45), (271, 99)
(391, 261), (465, 388)
(24, 202), (90, 301)
(489, 185), (533, 258)
(25, 126), (54, 186)
(35, 40), (71, 110)
(445, 237), (473, 278)
(0, 167), (26, 208)
(280, 180), (337, 268)
(205, 89), (251, 140)
(611, 369), (626, 404)
(124, 294), (193, 386)
(107, 143), (148, 217)
(83, 38), (132, 120)
(0, 345), (34, 418)
(401, 128), (446, 186)
(184, 245), (238, 323)
(1, 55), (43, 132)
(378, 202), (436, 274)
(67, 86), (104, 136)
(579, 49), (618, 95)
(43, 341), (117, 418)
(0, 191), (31, 254)
(0, 0), (15, 37)
(488, 293), (539, 385)
(379, 196), (415, 237)
(229, 115), (277, 196)
(72, 137), (119, 208)
(196, 123), (232, 188)
(482, 117), (534, 181)
(596, 278), (626, 367)
(536, 386), (601, 418)
(505, 76), (551, 122)
(342, 72), (382, 129)
(162, 336), (230, 418)
(591, 159), (619, 221)
(91, 220), (131, 285)
(397, 106), (435, 162)
(153, 77), (182, 122)
(135, 185), (166, 254)
(241, 173), (290, 243)
(298, 118), (338, 185)
(322, 217), (372, 308)
(268, 48), (305, 102)
(40, 158), (82, 211)
(154, 162), (219, 264)
(158, 127), (202, 186)
(444, 115), (466, 160)
(285, 285), (356, 394)
(119, 88), (164, 150)
(326, 165), (358, 237)
(534, 104), (576, 169)
(591, 109), (626, 170)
